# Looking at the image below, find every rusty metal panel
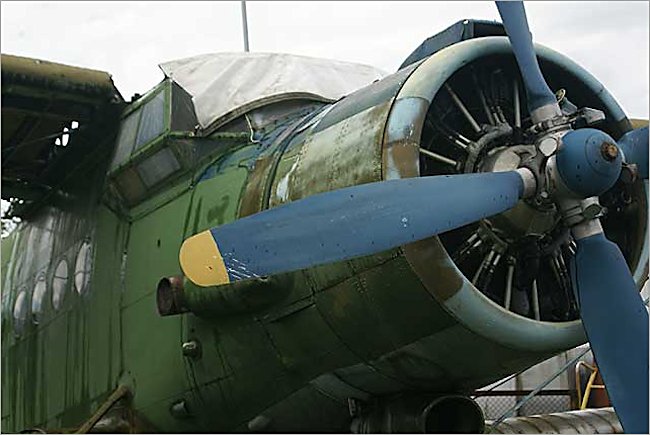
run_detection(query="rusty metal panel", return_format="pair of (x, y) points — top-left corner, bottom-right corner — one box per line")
(238, 155), (275, 217)
(287, 100), (393, 201)
(268, 131), (309, 208)
(382, 96), (429, 180)
(238, 111), (314, 218)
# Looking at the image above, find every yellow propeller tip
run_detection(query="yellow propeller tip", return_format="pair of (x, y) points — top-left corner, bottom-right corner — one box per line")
(179, 231), (230, 287)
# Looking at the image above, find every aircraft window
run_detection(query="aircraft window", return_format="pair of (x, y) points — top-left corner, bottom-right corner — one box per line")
(13, 288), (28, 335)
(52, 259), (68, 310)
(110, 111), (140, 170)
(134, 90), (166, 151)
(74, 241), (93, 294)
(31, 275), (47, 324)
(136, 147), (181, 188)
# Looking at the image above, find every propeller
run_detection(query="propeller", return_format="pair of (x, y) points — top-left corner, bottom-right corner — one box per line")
(178, 3), (647, 432)
(179, 170), (531, 286)
(495, 1), (560, 122)
(618, 126), (649, 179)
(572, 233), (649, 433)
(496, 1), (648, 432)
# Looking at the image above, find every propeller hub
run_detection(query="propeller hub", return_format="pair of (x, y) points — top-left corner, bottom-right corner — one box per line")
(480, 146), (557, 241)
(554, 128), (622, 199)
(600, 141), (619, 161)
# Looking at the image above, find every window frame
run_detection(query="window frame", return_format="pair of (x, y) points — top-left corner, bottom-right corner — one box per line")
(74, 240), (94, 296)
(110, 80), (172, 173)
(51, 257), (69, 311)
(31, 273), (47, 324)
(12, 287), (29, 337)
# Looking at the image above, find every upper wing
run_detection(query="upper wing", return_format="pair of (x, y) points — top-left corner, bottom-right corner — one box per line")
(1, 54), (124, 216)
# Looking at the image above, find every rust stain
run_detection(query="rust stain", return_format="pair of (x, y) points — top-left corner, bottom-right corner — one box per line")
(381, 96), (429, 181)
(287, 101), (392, 200)
(384, 140), (419, 179)
(238, 155), (274, 218)
(403, 237), (463, 302)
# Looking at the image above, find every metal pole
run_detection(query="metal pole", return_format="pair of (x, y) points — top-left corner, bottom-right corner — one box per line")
(241, 0), (250, 52)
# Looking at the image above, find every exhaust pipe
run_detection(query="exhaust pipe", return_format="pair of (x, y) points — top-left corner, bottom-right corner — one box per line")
(351, 394), (485, 434)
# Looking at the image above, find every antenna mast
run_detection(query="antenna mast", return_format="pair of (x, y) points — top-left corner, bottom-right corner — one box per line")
(241, 0), (250, 52)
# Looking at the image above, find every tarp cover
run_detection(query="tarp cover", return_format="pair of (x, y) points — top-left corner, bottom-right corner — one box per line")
(159, 52), (386, 130)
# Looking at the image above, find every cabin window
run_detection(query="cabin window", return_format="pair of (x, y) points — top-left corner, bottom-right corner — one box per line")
(136, 147), (181, 188)
(31, 275), (47, 324)
(74, 241), (93, 295)
(12, 288), (28, 335)
(52, 259), (68, 310)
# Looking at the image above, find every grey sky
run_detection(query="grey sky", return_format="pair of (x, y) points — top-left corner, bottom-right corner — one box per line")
(1, 1), (648, 118)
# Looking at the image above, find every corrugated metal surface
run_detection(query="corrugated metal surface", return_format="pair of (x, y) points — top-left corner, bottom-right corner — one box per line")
(487, 407), (622, 434)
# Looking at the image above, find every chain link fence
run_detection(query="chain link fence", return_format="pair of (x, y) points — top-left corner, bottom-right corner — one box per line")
(473, 390), (574, 420)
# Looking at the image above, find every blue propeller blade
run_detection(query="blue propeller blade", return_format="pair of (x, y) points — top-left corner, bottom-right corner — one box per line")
(571, 233), (649, 434)
(618, 126), (649, 179)
(180, 171), (525, 287)
(496, 1), (560, 119)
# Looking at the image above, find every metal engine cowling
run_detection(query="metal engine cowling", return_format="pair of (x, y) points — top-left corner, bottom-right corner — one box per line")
(238, 36), (648, 395)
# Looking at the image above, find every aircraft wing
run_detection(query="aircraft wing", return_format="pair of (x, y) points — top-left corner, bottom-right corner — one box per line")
(1, 54), (123, 215)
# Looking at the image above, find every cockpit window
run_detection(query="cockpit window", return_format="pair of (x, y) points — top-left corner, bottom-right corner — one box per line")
(31, 275), (47, 324)
(74, 241), (92, 295)
(110, 111), (140, 171)
(13, 288), (28, 335)
(110, 86), (168, 172)
(134, 90), (166, 151)
(52, 259), (68, 310)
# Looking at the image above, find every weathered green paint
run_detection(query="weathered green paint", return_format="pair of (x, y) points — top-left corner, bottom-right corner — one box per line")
(2, 36), (647, 433)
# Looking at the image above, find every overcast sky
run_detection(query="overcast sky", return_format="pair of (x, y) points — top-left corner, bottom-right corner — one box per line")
(1, 1), (648, 118)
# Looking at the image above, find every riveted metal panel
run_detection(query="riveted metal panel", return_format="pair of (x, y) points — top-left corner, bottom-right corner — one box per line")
(123, 193), (192, 307)
(246, 382), (352, 432)
(368, 324), (551, 393)
(264, 303), (358, 380)
(286, 100), (393, 202)
(334, 362), (406, 396)
(122, 297), (191, 414)
(312, 62), (419, 134)
(314, 255), (456, 363)
(197, 319), (295, 430)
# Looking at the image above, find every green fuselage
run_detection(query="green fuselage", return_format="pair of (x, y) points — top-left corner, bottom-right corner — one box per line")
(3, 36), (647, 433)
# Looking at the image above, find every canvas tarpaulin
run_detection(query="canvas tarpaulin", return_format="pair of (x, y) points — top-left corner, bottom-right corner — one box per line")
(159, 52), (386, 131)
